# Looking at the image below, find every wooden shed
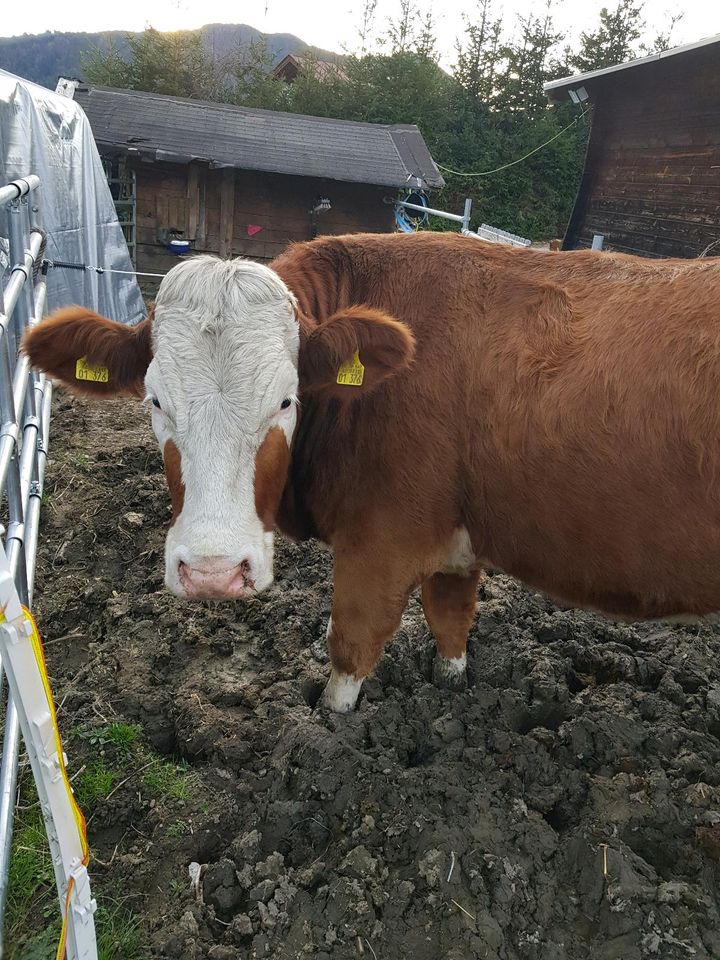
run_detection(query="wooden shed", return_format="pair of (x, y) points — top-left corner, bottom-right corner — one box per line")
(71, 83), (443, 291)
(545, 34), (720, 258)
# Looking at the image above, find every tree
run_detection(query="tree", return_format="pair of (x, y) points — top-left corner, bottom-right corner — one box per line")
(83, 27), (224, 100)
(641, 11), (684, 54)
(497, 2), (564, 115)
(358, 0), (379, 55)
(82, 39), (129, 88)
(224, 40), (287, 111)
(453, 0), (503, 104)
(570, 0), (645, 72)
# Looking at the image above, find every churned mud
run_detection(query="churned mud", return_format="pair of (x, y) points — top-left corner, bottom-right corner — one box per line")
(27, 392), (720, 959)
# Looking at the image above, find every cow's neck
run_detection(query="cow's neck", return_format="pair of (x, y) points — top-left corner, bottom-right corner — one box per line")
(271, 251), (352, 542)
(272, 255), (339, 523)
(272, 246), (352, 325)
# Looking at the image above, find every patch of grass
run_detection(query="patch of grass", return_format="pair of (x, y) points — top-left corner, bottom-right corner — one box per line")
(76, 722), (141, 754)
(8, 924), (61, 960)
(167, 877), (185, 898)
(166, 819), (189, 838)
(143, 758), (195, 803)
(6, 793), (58, 957)
(75, 761), (117, 808)
(96, 900), (149, 960)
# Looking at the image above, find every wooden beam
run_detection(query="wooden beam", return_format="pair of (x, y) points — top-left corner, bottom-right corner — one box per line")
(219, 168), (235, 259)
(186, 164), (200, 241)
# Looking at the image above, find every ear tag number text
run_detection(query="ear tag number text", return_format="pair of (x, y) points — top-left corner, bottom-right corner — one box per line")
(75, 357), (109, 383)
(336, 351), (364, 387)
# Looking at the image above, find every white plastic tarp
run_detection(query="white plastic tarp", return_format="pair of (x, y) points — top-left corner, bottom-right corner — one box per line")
(0, 69), (145, 325)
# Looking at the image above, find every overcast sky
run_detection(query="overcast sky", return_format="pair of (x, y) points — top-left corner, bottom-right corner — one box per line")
(2, 0), (717, 65)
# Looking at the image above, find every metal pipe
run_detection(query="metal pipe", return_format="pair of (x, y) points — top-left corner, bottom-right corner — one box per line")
(0, 273), (47, 503)
(0, 176), (40, 206)
(0, 527), (29, 946)
(25, 382), (52, 604)
(0, 697), (20, 942)
(0, 229), (44, 336)
(18, 414), (40, 529)
(8, 357), (30, 455)
(0, 338), (18, 502)
(29, 276), (47, 331)
(395, 200), (466, 223)
(6, 206), (28, 361)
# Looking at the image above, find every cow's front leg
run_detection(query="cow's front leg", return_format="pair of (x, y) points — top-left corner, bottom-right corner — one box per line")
(421, 569), (481, 690)
(322, 552), (412, 713)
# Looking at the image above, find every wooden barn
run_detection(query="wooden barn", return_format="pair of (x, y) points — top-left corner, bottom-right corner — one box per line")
(70, 83), (443, 290)
(545, 33), (720, 258)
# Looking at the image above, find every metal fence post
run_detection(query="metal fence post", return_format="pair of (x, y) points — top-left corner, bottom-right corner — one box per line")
(462, 198), (473, 232)
(0, 174), (98, 959)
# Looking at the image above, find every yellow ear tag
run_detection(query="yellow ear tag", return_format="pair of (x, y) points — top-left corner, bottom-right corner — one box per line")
(336, 351), (365, 387)
(75, 357), (109, 383)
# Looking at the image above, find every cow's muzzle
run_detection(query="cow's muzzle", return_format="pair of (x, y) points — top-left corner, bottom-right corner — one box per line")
(177, 556), (256, 600)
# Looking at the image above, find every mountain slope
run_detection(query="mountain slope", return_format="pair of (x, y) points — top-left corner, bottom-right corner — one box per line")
(0, 23), (336, 90)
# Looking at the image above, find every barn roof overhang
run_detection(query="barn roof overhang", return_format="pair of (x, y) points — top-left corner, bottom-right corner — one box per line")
(544, 31), (720, 103)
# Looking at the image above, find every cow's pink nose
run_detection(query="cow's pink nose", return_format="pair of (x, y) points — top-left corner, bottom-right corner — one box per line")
(177, 557), (254, 599)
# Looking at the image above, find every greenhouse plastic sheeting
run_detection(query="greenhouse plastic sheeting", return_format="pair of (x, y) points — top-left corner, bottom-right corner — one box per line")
(0, 69), (145, 325)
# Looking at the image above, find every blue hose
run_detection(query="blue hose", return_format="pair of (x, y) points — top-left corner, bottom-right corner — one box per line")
(395, 191), (429, 232)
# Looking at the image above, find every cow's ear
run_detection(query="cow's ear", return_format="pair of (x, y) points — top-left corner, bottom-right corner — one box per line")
(299, 305), (415, 398)
(23, 307), (153, 397)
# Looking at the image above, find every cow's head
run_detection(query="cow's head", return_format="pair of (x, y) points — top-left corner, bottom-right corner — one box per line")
(24, 255), (414, 600)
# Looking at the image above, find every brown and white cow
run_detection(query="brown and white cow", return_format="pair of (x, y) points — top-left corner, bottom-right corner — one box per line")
(24, 232), (720, 711)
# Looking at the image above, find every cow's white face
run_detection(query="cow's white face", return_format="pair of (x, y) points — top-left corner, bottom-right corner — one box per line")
(145, 256), (299, 599)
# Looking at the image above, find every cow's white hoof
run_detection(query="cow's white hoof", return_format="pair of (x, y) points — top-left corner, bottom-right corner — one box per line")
(432, 653), (467, 691)
(323, 668), (363, 713)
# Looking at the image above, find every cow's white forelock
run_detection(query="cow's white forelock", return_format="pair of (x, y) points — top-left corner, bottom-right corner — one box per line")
(145, 255), (300, 596)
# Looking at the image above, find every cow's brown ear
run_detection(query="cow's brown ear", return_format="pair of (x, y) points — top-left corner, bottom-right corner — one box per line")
(299, 305), (415, 398)
(23, 307), (153, 397)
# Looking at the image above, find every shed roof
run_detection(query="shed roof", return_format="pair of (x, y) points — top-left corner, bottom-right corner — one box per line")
(73, 84), (444, 189)
(545, 31), (720, 102)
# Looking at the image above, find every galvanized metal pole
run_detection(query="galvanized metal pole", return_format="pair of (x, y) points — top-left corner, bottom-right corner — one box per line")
(0, 176), (41, 207)
(462, 198), (473, 232)
(394, 200), (466, 223)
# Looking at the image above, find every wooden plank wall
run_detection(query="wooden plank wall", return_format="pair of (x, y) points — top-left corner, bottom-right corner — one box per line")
(134, 164), (393, 294)
(564, 44), (720, 258)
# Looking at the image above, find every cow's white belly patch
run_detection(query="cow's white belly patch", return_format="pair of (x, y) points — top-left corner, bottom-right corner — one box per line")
(439, 527), (477, 576)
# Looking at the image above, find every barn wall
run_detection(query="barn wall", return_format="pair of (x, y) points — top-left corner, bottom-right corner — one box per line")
(564, 44), (720, 258)
(133, 163), (393, 294)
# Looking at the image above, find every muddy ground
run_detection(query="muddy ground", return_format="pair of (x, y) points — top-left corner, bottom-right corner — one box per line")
(22, 392), (720, 959)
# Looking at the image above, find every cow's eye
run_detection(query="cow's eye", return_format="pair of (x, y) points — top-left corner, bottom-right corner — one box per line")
(280, 398), (292, 410)
(151, 397), (162, 410)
